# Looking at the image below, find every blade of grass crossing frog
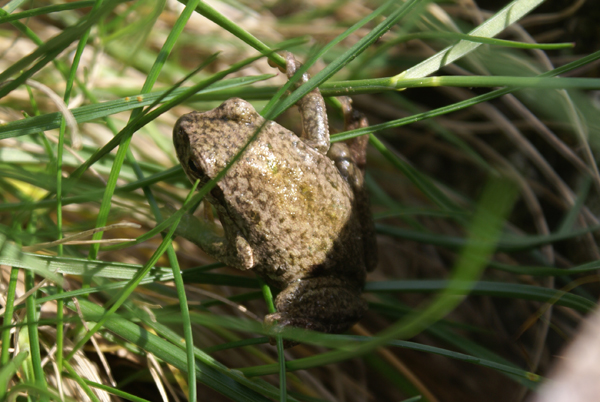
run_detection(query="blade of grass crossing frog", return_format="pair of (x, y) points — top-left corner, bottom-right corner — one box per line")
(133, 50), (303, 246)
(260, 0), (397, 117)
(87, 51), (218, 260)
(69, 52), (265, 180)
(264, 0), (415, 120)
(0, 75), (274, 140)
(252, 178), (518, 370)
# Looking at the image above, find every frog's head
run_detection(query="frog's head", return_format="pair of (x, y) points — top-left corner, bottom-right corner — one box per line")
(173, 112), (211, 186)
(173, 98), (265, 186)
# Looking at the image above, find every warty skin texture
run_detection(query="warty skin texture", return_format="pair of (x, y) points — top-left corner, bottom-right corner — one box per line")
(173, 54), (377, 346)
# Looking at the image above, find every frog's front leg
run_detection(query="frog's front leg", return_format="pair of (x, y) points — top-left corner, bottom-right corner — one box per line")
(264, 277), (368, 347)
(285, 53), (330, 154)
(171, 201), (255, 270)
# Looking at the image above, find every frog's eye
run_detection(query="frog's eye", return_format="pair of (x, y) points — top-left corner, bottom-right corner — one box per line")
(187, 159), (204, 178)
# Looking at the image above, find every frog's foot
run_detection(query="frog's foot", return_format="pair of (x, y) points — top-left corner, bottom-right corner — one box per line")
(328, 142), (363, 190)
(338, 96), (369, 170)
(264, 276), (368, 347)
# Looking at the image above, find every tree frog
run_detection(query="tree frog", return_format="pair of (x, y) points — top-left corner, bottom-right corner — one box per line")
(173, 53), (377, 346)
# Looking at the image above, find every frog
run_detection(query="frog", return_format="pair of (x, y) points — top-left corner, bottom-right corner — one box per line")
(172, 53), (377, 346)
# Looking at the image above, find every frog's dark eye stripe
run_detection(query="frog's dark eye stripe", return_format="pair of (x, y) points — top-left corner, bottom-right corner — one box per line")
(187, 159), (204, 177)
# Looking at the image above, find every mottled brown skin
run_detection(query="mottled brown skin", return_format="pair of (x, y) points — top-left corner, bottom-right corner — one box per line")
(173, 54), (377, 346)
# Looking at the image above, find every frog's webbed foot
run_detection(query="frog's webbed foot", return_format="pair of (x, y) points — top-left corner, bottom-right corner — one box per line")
(264, 277), (368, 347)
(284, 52), (330, 155)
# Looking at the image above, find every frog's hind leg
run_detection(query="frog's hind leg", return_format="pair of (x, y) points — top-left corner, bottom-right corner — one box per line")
(265, 276), (367, 346)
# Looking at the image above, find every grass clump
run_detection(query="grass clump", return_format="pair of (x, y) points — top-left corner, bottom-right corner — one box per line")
(1, 0), (599, 401)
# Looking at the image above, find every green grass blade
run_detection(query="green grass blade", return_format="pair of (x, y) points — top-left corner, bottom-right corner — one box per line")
(181, 0), (286, 68)
(64, 298), (276, 401)
(0, 1), (101, 24)
(267, 0), (421, 119)
(260, 0), (398, 117)
(0, 351), (28, 399)
(24, 269), (48, 400)
(365, 280), (596, 312)
(66, 180), (200, 360)
(369, 134), (463, 217)
(62, 375), (152, 402)
(391, 31), (573, 50)
(0, 75), (271, 140)
(0, 267), (20, 370)
(403, 0), (546, 79)
(327, 75), (600, 93)
(239, 335), (540, 386)
(0, 0), (122, 97)
(376, 222), (600, 252)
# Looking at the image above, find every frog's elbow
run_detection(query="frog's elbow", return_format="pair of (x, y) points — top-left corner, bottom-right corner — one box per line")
(235, 234), (255, 270)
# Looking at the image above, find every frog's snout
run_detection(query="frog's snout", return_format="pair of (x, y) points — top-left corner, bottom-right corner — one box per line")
(173, 119), (190, 158)
(173, 115), (206, 183)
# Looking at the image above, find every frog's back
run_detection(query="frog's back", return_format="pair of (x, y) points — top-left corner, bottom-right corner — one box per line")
(193, 98), (365, 284)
